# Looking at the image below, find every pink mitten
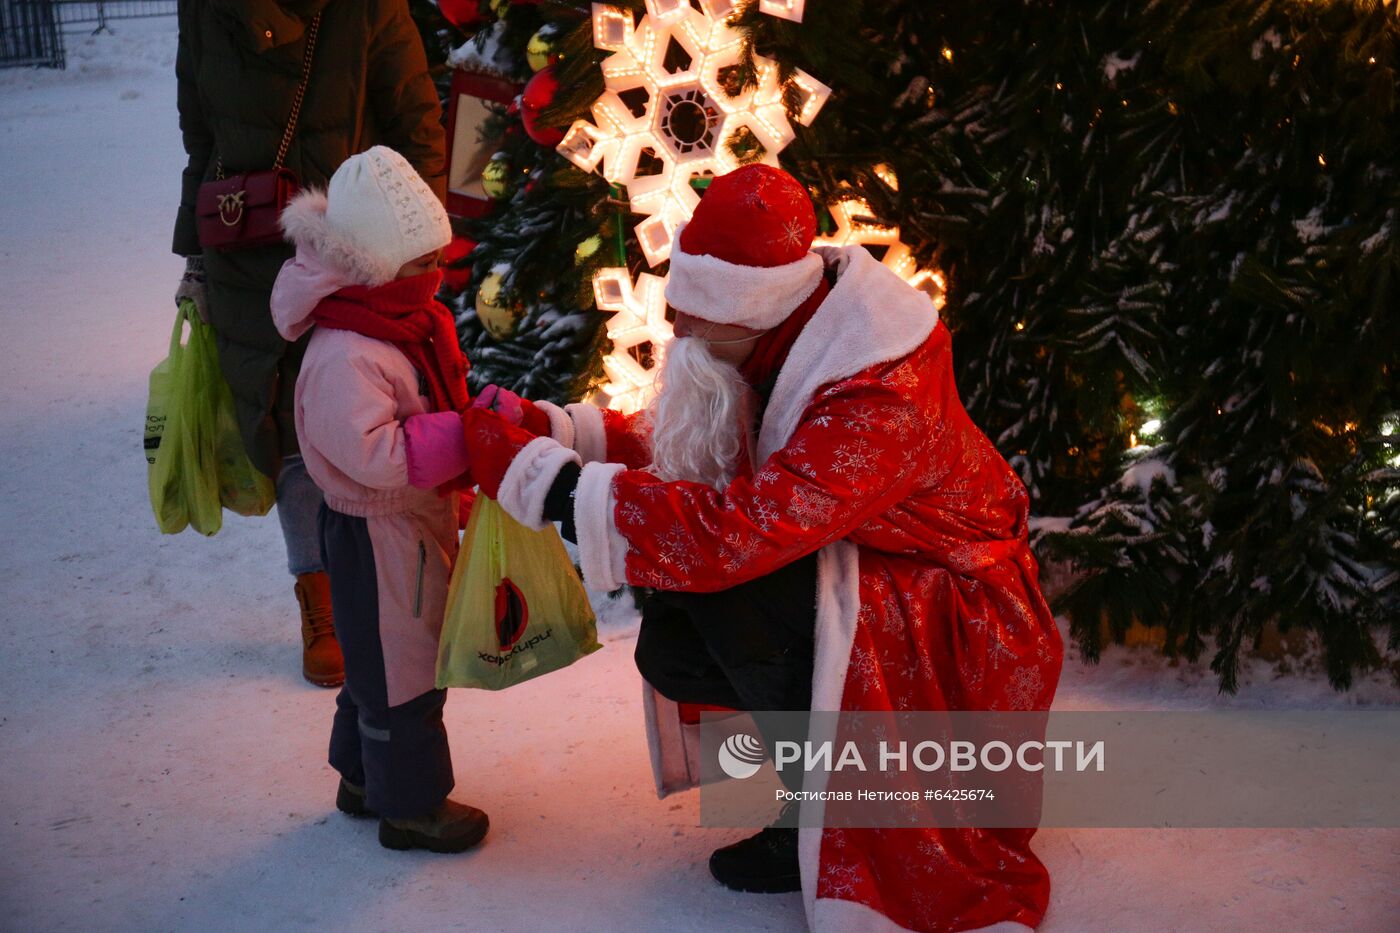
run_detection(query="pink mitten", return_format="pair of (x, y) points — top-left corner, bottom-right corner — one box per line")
(473, 383), (553, 437)
(472, 384), (525, 425)
(404, 411), (471, 489)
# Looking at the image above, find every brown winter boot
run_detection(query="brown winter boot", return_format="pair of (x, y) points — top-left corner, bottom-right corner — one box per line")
(295, 571), (344, 688)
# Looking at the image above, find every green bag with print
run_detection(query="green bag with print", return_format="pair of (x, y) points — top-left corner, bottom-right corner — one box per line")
(437, 495), (601, 690)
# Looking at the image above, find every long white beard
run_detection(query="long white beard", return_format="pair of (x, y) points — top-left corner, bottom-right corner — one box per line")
(647, 337), (750, 490)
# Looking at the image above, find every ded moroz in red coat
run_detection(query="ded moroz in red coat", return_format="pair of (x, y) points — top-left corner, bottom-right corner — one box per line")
(486, 244), (1063, 932)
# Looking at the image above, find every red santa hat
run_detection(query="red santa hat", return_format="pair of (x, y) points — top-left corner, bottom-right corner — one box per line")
(664, 164), (825, 331)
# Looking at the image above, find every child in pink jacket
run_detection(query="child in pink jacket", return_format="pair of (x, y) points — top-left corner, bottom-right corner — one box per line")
(270, 146), (487, 854)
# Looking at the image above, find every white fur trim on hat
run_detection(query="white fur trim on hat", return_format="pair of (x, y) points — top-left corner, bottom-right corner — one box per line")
(664, 222), (825, 330)
(279, 190), (385, 287)
(281, 146), (451, 287)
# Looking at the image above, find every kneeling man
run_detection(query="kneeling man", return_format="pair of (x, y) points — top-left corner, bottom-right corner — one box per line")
(458, 165), (1063, 933)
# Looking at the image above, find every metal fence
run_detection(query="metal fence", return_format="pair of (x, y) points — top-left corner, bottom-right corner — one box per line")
(1, 1), (62, 68)
(56, 1), (176, 34)
(1, 0), (176, 70)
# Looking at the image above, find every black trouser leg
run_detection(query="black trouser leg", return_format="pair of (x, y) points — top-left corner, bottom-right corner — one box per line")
(321, 505), (454, 820)
(328, 686), (364, 785)
(634, 553), (818, 791)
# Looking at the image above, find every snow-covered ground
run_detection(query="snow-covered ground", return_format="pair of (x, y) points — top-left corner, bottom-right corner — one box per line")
(1, 20), (1396, 933)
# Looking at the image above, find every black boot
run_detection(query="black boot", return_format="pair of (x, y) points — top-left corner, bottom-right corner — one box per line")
(335, 779), (375, 818)
(378, 799), (490, 854)
(709, 802), (801, 893)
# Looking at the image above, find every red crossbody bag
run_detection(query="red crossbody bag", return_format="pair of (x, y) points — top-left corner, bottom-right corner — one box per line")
(196, 14), (320, 251)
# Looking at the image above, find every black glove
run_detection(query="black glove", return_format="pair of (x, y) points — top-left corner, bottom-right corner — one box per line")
(175, 255), (208, 323)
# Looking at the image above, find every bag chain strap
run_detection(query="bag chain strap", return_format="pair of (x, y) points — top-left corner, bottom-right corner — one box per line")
(214, 12), (321, 180)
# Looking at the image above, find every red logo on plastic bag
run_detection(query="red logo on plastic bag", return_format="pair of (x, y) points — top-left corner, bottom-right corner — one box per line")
(494, 578), (529, 650)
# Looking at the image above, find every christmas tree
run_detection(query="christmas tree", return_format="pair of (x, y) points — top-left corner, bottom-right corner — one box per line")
(438, 1), (613, 405)
(435, 0), (1399, 691)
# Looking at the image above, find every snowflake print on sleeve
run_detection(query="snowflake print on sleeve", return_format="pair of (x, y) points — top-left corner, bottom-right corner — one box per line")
(1004, 665), (1045, 710)
(789, 487), (838, 530)
(606, 377), (933, 590)
(655, 523), (698, 574)
(832, 438), (880, 481)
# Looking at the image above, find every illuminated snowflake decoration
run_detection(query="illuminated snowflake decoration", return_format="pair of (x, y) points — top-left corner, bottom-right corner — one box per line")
(591, 267), (672, 414)
(814, 192), (947, 309)
(699, 0), (808, 21)
(559, 1), (830, 267)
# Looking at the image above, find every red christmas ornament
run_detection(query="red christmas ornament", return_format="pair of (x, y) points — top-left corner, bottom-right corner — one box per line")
(520, 66), (564, 147)
(441, 234), (477, 293)
(438, 0), (485, 31)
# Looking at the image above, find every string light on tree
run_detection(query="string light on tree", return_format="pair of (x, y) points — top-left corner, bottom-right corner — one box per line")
(1126, 398), (1167, 450)
(573, 235), (603, 266)
(557, 1), (830, 267)
(590, 267), (673, 413)
(1382, 416), (1400, 468)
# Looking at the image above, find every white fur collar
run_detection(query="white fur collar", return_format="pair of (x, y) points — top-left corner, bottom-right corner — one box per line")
(756, 246), (940, 464)
(278, 188), (397, 287)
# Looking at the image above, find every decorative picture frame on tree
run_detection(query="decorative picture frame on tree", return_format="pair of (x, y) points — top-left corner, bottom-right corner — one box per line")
(445, 67), (522, 220)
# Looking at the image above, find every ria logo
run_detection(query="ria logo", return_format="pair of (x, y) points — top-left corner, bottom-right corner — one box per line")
(718, 733), (766, 780)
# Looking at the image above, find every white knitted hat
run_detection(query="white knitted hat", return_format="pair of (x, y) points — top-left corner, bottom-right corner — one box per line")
(320, 146), (452, 285)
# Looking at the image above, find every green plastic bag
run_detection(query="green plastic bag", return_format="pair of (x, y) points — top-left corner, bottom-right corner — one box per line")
(209, 342), (276, 519)
(145, 300), (274, 535)
(437, 495), (601, 690)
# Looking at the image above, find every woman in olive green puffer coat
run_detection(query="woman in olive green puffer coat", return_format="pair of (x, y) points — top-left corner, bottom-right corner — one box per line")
(172, 0), (448, 686)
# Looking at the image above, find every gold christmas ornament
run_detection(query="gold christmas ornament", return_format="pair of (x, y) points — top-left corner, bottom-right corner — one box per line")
(481, 152), (512, 199)
(475, 270), (524, 339)
(526, 29), (556, 72)
(573, 235), (603, 265)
